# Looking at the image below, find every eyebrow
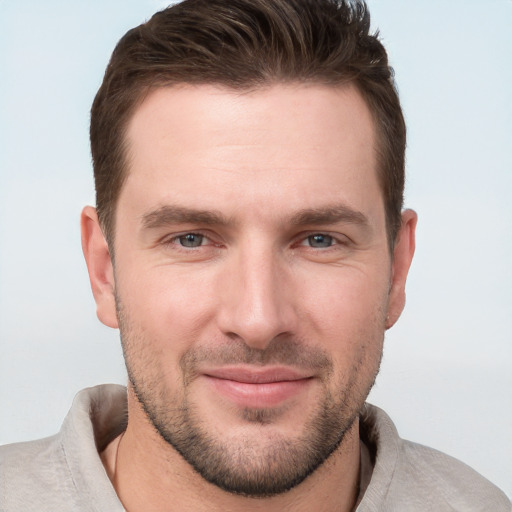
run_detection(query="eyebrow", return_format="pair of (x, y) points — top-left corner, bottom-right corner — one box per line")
(141, 205), (230, 229)
(141, 203), (369, 230)
(290, 204), (369, 227)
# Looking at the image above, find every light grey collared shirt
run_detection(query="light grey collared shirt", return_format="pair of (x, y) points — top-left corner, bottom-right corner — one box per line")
(0, 385), (509, 511)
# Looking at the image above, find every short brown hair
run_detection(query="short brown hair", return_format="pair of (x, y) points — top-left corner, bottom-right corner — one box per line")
(91, 0), (405, 247)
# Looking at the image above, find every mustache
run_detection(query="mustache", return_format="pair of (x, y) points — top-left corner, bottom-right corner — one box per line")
(180, 337), (333, 377)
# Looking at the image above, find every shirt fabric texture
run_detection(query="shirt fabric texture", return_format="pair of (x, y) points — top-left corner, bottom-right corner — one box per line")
(0, 384), (510, 511)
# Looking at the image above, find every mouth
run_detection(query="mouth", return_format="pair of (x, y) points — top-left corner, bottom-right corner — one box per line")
(201, 366), (314, 409)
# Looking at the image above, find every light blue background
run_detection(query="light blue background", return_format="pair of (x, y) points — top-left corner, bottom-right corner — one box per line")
(1, 0), (510, 496)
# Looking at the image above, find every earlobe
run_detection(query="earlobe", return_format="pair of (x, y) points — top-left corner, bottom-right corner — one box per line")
(386, 209), (417, 329)
(81, 206), (119, 329)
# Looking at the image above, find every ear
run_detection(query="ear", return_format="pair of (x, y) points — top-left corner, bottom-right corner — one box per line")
(386, 209), (417, 329)
(81, 206), (119, 328)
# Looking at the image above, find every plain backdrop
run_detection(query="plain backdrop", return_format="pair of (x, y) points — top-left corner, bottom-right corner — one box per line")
(0, 0), (510, 497)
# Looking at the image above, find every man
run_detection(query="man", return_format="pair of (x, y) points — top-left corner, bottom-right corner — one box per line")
(0, 0), (509, 510)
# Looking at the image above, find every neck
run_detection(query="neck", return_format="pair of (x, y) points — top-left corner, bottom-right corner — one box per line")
(102, 389), (361, 512)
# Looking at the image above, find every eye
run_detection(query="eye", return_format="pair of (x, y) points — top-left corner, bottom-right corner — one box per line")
(305, 234), (335, 248)
(176, 233), (206, 248)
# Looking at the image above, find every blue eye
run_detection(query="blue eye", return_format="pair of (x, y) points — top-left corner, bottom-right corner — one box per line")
(307, 234), (334, 248)
(178, 233), (204, 247)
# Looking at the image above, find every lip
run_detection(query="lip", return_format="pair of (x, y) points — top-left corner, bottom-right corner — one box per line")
(202, 366), (313, 409)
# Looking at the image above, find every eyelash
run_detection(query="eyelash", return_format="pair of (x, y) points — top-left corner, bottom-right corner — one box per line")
(300, 233), (337, 248)
(163, 232), (214, 249)
(162, 231), (349, 251)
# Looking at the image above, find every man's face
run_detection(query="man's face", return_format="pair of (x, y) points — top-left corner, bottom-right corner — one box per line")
(86, 84), (413, 496)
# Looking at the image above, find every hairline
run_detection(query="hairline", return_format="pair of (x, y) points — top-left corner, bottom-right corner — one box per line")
(100, 78), (398, 256)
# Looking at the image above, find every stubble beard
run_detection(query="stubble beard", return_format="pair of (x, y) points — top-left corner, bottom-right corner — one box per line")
(117, 301), (383, 498)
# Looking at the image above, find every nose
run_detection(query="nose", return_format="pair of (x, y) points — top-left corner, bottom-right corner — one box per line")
(216, 243), (297, 350)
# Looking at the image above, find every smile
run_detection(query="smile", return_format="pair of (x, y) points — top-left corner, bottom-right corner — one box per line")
(202, 367), (314, 409)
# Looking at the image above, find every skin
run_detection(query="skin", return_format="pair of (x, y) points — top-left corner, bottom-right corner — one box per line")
(82, 83), (416, 511)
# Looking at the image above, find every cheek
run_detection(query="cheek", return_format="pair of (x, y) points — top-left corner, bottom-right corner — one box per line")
(296, 265), (388, 392)
(297, 265), (390, 341)
(116, 264), (218, 350)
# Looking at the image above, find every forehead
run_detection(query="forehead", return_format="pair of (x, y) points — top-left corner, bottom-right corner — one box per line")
(126, 83), (375, 161)
(120, 83), (381, 224)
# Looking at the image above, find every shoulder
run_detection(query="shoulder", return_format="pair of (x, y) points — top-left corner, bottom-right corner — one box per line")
(0, 434), (82, 511)
(359, 404), (511, 512)
(393, 439), (511, 511)
(0, 385), (127, 512)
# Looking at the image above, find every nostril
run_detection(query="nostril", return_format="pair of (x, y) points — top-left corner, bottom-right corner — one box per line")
(215, 249), (297, 349)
